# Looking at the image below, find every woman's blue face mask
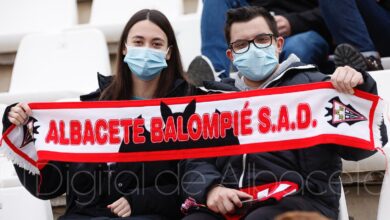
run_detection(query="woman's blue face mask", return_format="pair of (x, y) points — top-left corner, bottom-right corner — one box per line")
(233, 44), (278, 82)
(124, 45), (168, 81)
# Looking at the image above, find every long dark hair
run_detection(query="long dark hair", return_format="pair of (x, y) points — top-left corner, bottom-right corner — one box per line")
(100, 9), (184, 100)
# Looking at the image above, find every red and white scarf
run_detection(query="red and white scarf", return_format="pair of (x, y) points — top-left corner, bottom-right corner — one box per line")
(0, 82), (385, 174)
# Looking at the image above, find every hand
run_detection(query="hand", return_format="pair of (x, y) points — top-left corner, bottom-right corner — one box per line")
(330, 66), (364, 94)
(275, 15), (291, 37)
(206, 185), (253, 215)
(8, 103), (32, 126)
(107, 197), (131, 218)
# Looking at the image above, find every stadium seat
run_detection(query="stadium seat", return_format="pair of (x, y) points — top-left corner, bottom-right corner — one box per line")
(0, 157), (20, 188)
(342, 70), (390, 174)
(89, 0), (184, 43)
(0, 28), (111, 104)
(377, 166), (390, 220)
(0, 0), (77, 55)
(382, 57), (390, 70)
(0, 186), (53, 220)
(339, 184), (349, 220)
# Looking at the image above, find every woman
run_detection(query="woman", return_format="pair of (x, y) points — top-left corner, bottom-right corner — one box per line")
(4, 9), (200, 220)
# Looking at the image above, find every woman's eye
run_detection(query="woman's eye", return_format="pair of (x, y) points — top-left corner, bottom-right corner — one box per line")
(133, 40), (143, 45)
(153, 43), (163, 48)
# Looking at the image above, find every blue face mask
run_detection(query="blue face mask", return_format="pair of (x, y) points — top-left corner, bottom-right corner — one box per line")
(233, 44), (278, 81)
(124, 46), (168, 81)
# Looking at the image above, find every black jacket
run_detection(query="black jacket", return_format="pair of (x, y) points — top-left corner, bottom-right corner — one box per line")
(181, 62), (388, 219)
(3, 74), (199, 219)
(248, 0), (331, 42)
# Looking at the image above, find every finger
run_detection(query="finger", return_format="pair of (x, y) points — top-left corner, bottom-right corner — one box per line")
(330, 68), (341, 91)
(236, 190), (253, 200)
(113, 203), (126, 214)
(123, 211), (131, 217)
(222, 199), (235, 214)
(217, 202), (228, 215)
(19, 103), (32, 116)
(8, 112), (25, 125)
(117, 206), (130, 217)
(336, 68), (348, 93)
(350, 71), (363, 87)
(343, 68), (355, 94)
(13, 107), (28, 121)
(230, 193), (242, 208)
(8, 116), (22, 126)
(334, 68), (347, 93)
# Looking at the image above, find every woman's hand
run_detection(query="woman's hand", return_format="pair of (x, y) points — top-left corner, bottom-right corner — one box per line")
(8, 103), (32, 126)
(107, 197), (131, 218)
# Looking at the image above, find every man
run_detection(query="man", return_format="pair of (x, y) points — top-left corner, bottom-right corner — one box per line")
(181, 6), (387, 220)
(186, 0), (331, 86)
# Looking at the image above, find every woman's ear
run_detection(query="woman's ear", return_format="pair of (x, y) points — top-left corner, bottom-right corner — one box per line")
(122, 44), (127, 56)
(166, 46), (172, 60)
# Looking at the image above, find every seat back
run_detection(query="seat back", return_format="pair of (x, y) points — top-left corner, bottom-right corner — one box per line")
(0, 186), (53, 220)
(0, 0), (77, 53)
(90, 0), (183, 26)
(9, 28), (111, 94)
(338, 184), (349, 220)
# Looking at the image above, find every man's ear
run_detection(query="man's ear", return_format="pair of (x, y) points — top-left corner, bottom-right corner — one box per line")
(166, 46), (172, 61)
(226, 49), (234, 62)
(275, 36), (284, 54)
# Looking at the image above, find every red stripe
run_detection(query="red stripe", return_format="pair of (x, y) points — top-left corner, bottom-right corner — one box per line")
(36, 134), (374, 163)
(2, 125), (38, 167)
(27, 82), (378, 110)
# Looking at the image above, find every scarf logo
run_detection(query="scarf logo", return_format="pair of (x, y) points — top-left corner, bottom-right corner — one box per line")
(21, 117), (40, 149)
(325, 97), (367, 127)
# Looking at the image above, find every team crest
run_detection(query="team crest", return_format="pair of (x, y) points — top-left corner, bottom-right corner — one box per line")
(21, 117), (40, 149)
(325, 97), (367, 127)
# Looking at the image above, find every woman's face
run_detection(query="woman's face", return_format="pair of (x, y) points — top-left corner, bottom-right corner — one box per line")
(123, 20), (171, 59)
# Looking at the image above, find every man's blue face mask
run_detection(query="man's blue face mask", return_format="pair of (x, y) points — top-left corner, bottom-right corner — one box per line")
(233, 44), (278, 82)
(124, 46), (168, 81)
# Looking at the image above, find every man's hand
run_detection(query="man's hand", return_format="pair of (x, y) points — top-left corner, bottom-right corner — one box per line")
(107, 197), (131, 218)
(206, 185), (253, 215)
(275, 15), (291, 37)
(330, 66), (364, 94)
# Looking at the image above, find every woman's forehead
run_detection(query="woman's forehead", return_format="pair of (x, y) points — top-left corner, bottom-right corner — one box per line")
(128, 20), (168, 42)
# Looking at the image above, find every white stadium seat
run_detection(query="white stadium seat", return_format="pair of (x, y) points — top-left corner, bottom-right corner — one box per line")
(382, 57), (390, 70)
(0, 0), (77, 54)
(339, 184), (349, 220)
(0, 28), (111, 104)
(342, 70), (390, 174)
(0, 186), (53, 220)
(89, 0), (184, 43)
(0, 157), (20, 188)
(377, 165), (390, 220)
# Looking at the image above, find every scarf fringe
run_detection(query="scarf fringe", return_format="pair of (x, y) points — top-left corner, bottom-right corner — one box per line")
(0, 141), (39, 175)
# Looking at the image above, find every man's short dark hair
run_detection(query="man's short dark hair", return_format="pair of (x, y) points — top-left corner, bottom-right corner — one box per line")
(224, 6), (279, 45)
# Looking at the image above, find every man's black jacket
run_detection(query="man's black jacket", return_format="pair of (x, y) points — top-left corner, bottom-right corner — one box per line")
(181, 62), (387, 219)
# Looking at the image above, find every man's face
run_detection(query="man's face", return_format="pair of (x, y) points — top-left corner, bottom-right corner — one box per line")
(226, 16), (284, 61)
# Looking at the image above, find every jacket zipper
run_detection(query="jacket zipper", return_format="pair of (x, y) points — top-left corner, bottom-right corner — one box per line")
(237, 64), (315, 188)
